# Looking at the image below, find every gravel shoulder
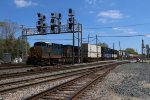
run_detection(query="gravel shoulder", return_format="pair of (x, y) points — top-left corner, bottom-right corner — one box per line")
(0, 67), (35, 75)
(82, 63), (150, 100)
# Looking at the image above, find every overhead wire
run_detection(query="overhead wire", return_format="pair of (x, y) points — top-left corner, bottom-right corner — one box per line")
(97, 34), (150, 37)
(28, 37), (89, 40)
(84, 23), (150, 29)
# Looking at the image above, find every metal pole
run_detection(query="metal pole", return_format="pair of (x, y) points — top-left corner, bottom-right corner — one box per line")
(148, 45), (149, 60)
(5, 27), (8, 53)
(88, 34), (90, 44)
(17, 37), (20, 58)
(80, 24), (83, 63)
(119, 41), (121, 60)
(96, 34), (98, 62)
(113, 43), (115, 60)
(146, 45), (149, 60)
(25, 30), (28, 62)
(142, 39), (144, 63)
(72, 17), (75, 65)
(78, 23), (80, 63)
(21, 26), (24, 62)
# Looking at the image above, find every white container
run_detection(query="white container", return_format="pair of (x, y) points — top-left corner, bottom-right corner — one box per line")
(82, 43), (101, 58)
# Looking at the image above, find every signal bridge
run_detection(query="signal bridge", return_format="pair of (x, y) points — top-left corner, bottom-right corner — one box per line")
(23, 24), (82, 36)
(21, 9), (83, 65)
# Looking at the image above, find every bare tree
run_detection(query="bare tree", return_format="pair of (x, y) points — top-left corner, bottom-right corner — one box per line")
(0, 20), (19, 58)
(0, 22), (5, 39)
(2, 20), (18, 39)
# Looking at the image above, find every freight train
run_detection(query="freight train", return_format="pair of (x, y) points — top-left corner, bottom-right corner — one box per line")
(26, 42), (131, 66)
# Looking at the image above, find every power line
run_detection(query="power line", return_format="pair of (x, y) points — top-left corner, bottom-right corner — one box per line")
(84, 23), (150, 29)
(28, 37), (88, 40)
(97, 34), (150, 37)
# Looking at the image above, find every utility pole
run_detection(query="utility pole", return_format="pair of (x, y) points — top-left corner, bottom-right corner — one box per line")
(21, 25), (28, 63)
(78, 23), (80, 63)
(72, 17), (75, 65)
(88, 34), (90, 44)
(146, 44), (149, 60)
(96, 35), (98, 61)
(68, 8), (75, 65)
(113, 43), (115, 60)
(17, 37), (20, 58)
(25, 30), (28, 62)
(21, 25), (25, 63)
(142, 39), (144, 63)
(88, 34), (91, 58)
(119, 41), (122, 60)
(80, 24), (83, 63)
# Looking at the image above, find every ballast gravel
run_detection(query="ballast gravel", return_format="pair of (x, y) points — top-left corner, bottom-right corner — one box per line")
(0, 75), (79, 100)
(0, 67), (35, 75)
(80, 63), (150, 100)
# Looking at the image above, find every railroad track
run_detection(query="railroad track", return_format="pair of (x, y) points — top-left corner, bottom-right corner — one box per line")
(26, 62), (126, 100)
(0, 65), (33, 70)
(0, 61), (115, 80)
(0, 61), (120, 94)
(0, 63), (24, 67)
(0, 69), (88, 94)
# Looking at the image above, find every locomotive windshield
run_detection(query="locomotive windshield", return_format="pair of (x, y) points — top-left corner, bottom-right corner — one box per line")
(34, 42), (47, 47)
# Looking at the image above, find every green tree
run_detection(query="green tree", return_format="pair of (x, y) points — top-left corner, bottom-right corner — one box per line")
(124, 48), (138, 55)
(97, 42), (108, 48)
(0, 20), (30, 60)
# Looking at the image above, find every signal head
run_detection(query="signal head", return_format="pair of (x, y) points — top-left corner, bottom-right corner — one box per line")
(43, 16), (46, 20)
(69, 9), (72, 14)
(58, 13), (61, 19)
(36, 26), (41, 32)
(43, 23), (46, 27)
(51, 19), (55, 23)
(68, 23), (73, 30)
(42, 28), (46, 33)
(51, 13), (55, 18)
(68, 18), (72, 22)
(37, 21), (41, 25)
(51, 25), (55, 31)
(37, 13), (41, 18)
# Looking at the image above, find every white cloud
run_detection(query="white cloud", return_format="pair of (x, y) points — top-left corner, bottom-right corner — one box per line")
(113, 27), (137, 35)
(14, 0), (38, 8)
(98, 10), (123, 19)
(146, 34), (150, 37)
(97, 10), (127, 23)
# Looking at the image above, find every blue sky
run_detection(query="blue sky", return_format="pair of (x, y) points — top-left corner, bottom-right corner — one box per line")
(0, 0), (150, 53)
